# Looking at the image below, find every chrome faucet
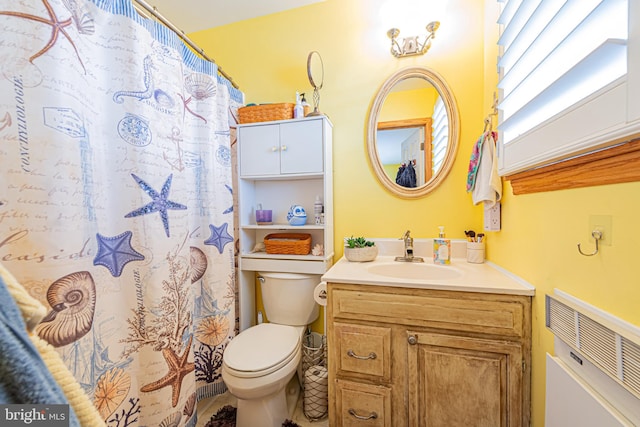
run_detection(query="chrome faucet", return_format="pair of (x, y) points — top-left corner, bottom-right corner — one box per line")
(395, 230), (424, 262)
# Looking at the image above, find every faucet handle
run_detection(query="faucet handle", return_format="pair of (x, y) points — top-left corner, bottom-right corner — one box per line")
(400, 230), (411, 240)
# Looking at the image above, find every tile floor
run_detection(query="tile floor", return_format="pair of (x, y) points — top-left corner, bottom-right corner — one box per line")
(196, 379), (329, 427)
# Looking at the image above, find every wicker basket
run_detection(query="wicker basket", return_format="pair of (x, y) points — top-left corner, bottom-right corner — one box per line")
(264, 233), (311, 255)
(238, 103), (294, 124)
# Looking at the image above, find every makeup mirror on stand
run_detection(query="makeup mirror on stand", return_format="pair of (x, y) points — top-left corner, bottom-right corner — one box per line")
(306, 51), (324, 116)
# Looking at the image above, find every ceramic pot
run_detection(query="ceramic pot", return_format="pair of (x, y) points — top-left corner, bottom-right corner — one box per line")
(287, 205), (307, 226)
(344, 246), (378, 262)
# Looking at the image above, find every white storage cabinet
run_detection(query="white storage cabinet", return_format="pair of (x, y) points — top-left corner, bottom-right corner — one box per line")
(237, 116), (333, 331)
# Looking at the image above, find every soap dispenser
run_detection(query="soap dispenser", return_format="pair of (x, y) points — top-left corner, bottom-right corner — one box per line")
(293, 91), (304, 119)
(433, 226), (451, 265)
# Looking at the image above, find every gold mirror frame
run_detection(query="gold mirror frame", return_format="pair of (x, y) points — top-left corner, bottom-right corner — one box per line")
(367, 67), (460, 198)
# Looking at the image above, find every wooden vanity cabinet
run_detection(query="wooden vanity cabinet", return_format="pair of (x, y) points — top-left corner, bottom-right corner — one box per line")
(327, 282), (532, 427)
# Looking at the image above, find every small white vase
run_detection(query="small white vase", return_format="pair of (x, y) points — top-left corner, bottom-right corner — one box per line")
(344, 246), (378, 262)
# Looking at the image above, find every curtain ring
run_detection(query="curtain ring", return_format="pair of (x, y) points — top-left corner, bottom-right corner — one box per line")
(577, 230), (603, 256)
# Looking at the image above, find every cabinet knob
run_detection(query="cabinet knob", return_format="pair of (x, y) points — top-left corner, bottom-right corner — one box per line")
(408, 334), (417, 345)
(281, 145), (288, 151)
(347, 349), (377, 360)
(348, 409), (378, 421)
(271, 146), (278, 152)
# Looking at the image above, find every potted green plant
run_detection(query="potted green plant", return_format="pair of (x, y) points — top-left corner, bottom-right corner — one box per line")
(344, 236), (378, 262)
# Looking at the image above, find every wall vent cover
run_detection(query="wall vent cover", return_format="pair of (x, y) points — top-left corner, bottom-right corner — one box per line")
(546, 294), (640, 399)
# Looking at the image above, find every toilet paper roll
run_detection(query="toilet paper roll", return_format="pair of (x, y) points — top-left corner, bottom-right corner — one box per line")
(313, 282), (327, 306)
(302, 332), (325, 376)
(304, 365), (328, 419)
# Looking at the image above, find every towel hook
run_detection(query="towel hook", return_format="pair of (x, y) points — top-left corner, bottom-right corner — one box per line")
(577, 230), (603, 256)
(483, 116), (492, 132)
(483, 92), (499, 133)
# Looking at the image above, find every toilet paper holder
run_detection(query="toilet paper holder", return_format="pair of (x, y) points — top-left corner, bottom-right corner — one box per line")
(313, 282), (327, 305)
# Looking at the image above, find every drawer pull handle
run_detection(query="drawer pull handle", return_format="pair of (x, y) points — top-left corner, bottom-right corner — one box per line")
(408, 334), (417, 345)
(347, 349), (377, 360)
(348, 408), (378, 420)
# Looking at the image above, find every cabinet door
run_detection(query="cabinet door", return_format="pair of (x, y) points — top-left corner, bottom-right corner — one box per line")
(280, 119), (323, 174)
(239, 123), (280, 176)
(407, 331), (524, 427)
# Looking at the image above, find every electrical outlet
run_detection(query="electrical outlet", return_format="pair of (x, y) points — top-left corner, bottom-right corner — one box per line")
(484, 202), (501, 231)
(588, 215), (612, 246)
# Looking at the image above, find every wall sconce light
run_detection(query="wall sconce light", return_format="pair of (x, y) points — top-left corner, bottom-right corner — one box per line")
(387, 21), (440, 58)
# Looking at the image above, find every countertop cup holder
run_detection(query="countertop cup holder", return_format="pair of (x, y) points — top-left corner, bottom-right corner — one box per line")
(466, 242), (485, 264)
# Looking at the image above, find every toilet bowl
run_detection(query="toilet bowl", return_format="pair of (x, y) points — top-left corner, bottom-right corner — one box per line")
(222, 323), (304, 427)
(222, 272), (320, 427)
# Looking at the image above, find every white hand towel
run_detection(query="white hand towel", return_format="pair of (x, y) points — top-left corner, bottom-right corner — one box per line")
(472, 132), (502, 207)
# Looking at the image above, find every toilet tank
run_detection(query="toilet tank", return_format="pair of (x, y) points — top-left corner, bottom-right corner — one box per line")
(258, 272), (320, 326)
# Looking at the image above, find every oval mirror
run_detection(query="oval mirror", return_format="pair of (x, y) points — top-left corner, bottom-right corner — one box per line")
(367, 67), (459, 198)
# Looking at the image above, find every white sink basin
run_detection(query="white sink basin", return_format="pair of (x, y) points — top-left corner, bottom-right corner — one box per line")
(366, 262), (463, 281)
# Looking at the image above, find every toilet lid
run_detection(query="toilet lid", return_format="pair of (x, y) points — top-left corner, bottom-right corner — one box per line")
(223, 323), (300, 377)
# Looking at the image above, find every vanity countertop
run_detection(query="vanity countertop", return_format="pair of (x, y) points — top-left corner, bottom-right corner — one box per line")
(322, 255), (535, 296)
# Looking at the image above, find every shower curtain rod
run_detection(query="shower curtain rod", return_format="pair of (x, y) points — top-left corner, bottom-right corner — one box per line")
(132, 0), (240, 89)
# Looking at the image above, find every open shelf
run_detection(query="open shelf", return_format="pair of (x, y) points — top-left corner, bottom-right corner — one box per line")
(240, 224), (325, 230)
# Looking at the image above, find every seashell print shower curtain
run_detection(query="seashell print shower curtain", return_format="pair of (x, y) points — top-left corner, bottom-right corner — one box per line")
(0, 0), (243, 425)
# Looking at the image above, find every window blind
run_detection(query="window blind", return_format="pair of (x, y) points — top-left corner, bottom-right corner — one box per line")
(431, 96), (448, 174)
(497, 0), (630, 173)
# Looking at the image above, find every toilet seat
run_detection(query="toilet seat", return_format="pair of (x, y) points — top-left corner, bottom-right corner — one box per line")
(223, 323), (300, 378)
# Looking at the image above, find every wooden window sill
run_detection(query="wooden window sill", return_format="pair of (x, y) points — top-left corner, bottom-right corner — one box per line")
(504, 138), (640, 195)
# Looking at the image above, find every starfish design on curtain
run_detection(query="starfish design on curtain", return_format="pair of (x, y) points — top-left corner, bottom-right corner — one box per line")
(140, 336), (195, 407)
(125, 174), (187, 237)
(0, 0), (87, 73)
(204, 223), (234, 254)
(93, 231), (145, 277)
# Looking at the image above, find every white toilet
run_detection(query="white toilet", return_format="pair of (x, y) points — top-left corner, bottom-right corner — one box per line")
(222, 271), (320, 427)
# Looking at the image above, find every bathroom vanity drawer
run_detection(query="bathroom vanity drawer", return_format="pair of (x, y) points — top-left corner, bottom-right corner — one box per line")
(335, 379), (391, 426)
(334, 322), (391, 382)
(331, 287), (526, 338)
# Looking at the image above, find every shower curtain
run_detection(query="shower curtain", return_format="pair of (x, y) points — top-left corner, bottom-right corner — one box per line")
(0, 0), (243, 425)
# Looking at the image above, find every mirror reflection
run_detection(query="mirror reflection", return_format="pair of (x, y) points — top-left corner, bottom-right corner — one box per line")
(367, 67), (459, 198)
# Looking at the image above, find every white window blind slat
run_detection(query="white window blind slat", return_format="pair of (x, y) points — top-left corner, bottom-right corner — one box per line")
(497, 0), (522, 28)
(498, 0), (542, 61)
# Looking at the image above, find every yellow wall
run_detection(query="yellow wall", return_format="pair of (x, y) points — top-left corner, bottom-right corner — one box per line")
(191, 1), (640, 426)
(192, 0), (485, 242)
(379, 86), (438, 121)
